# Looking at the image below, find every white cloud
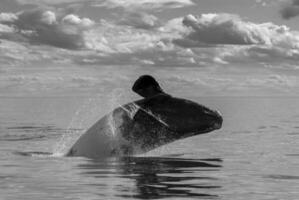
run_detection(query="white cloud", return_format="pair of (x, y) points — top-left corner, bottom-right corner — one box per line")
(172, 13), (299, 47)
(62, 14), (95, 27)
(82, 21), (170, 53)
(0, 24), (15, 33)
(0, 13), (18, 22)
(0, 39), (43, 66)
(16, 0), (82, 5)
(119, 12), (160, 29)
(215, 44), (299, 67)
(41, 11), (57, 25)
(94, 0), (194, 10)
(159, 13), (299, 66)
(2, 9), (299, 69)
(16, 0), (194, 10)
(0, 10), (95, 49)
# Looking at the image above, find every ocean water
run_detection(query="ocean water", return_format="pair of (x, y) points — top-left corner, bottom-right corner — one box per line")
(0, 95), (298, 200)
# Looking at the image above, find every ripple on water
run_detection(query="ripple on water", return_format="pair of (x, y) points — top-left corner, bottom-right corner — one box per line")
(230, 130), (253, 134)
(265, 175), (299, 180)
(0, 134), (47, 141)
(6, 125), (63, 133)
(1, 125), (82, 142)
(76, 156), (222, 199)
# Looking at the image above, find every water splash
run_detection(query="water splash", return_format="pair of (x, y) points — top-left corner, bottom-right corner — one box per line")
(52, 89), (132, 156)
(52, 89), (171, 157)
(106, 89), (128, 138)
(52, 94), (103, 156)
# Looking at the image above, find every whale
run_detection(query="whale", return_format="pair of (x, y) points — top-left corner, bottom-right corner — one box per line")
(67, 93), (223, 158)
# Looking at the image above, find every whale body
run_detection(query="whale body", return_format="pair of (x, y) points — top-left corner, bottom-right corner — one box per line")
(67, 94), (222, 158)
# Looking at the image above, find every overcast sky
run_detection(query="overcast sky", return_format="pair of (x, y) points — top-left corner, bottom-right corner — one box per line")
(0, 0), (299, 96)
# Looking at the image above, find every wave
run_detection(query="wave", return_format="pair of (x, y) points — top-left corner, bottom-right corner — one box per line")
(1, 125), (82, 142)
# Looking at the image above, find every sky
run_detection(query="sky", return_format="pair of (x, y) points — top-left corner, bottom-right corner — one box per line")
(0, 0), (299, 96)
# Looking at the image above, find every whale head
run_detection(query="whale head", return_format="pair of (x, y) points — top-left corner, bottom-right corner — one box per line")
(132, 94), (223, 142)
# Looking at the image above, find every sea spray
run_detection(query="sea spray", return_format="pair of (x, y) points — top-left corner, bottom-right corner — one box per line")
(105, 89), (134, 153)
(52, 94), (103, 156)
(107, 88), (128, 137)
(53, 89), (173, 157)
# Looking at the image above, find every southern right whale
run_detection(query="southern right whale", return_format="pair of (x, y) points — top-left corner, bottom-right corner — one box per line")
(67, 93), (223, 158)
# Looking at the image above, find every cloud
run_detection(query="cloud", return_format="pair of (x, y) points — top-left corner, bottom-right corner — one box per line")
(73, 46), (202, 67)
(0, 9), (94, 49)
(180, 13), (264, 45)
(94, 0), (194, 10)
(255, 0), (286, 7)
(0, 13), (18, 22)
(40, 10), (57, 25)
(161, 13), (299, 66)
(16, 0), (194, 10)
(2, 9), (299, 69)
(255, 0), (269, 6)
(119, 12), (160, 29)
(214, 45), (299, 67)
(62, 14), (95, 27)
(16, 0), (83, 5)
(171, 13), (299, 47)
(280, 0), (299, 19)
(0, 24), (15, 33)
(0, 39), (44, 66)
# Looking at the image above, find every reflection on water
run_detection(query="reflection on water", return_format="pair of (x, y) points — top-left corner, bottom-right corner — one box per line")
(13, 151), (54, 156)
(78, 157), (222, 199)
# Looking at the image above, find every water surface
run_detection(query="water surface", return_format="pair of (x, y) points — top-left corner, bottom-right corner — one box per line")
(0, 96), (299, 200)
